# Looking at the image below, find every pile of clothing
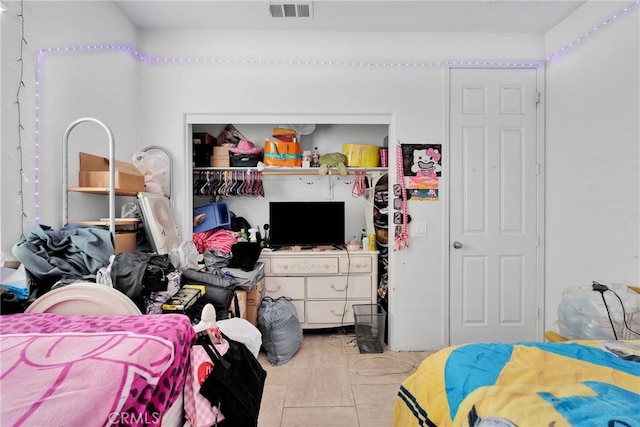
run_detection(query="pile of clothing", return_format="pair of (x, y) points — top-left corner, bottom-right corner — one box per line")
(12, 223), (180, 314)
(12, 224), (114, 297)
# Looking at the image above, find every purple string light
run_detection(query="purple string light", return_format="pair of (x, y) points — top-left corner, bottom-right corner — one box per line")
(546, 0), (639, 62)
(32, 1), (637, 219)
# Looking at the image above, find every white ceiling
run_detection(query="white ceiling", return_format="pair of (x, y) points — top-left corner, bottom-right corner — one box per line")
(113, 0), (587, 33)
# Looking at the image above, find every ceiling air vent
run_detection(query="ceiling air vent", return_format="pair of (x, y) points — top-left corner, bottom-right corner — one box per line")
(268, 2), (313, 18)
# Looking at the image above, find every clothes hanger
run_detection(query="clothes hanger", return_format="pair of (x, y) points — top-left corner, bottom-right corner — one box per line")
(257, 171), (265, 197)
(199, 171), (211, 195)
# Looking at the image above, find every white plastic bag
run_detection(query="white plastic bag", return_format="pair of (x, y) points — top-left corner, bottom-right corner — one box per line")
(557, 284), (640, 340)
(169, 241), (200, 271)
(132, 151), (167, 194)
(217, 317), (262, 358)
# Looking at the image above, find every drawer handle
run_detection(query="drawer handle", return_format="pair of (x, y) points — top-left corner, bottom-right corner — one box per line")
(330, 284), (347, 292)
(330, 309), (346, 317)
(265, 285), (281, 292)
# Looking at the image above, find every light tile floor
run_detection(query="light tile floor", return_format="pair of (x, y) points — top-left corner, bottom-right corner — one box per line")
(256, 329), (435, 427)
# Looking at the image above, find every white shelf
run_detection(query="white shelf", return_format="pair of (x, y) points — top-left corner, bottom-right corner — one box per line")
(193, 166), (387, 176)
(67, 186), (140, 197)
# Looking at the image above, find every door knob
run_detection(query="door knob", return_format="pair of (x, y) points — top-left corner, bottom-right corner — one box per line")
(452, 241), (463, 249)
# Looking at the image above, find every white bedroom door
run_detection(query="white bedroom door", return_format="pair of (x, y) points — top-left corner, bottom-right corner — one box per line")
(449, 68), (540, 345)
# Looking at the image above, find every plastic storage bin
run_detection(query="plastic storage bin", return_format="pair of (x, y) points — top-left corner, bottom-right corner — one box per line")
(193, 202), (230, 233)
(342, 144), (381, 167)
(353, 303), (386, 353)
(230, 153), (262, 167)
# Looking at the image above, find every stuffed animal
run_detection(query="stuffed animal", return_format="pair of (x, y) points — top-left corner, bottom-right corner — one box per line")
(318, 152), (348, 176)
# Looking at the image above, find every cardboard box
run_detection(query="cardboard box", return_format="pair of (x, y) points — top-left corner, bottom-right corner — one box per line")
(233, 290), (248, 319)
(245, 304), (259, 327)
(79, 152), (145, 192)
(211, 157), (230, 167)
(247, 279), (264, 307)
(213, 146), (230, 157)
(193, 132), (216, 145)
(233, 292), (260, 326)
(210, 146), (230, 167)
(231, 279), (264, 326)
(115, 231), (136, 254)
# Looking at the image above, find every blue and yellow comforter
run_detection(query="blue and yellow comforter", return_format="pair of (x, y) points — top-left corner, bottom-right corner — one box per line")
(394, 340), (640, 426)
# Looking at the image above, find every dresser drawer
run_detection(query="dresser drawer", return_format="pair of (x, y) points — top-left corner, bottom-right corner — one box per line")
(264, 277), (305, 299)
(259, 251), (378, 329)
(339, 256), (373, 274)
(271, 257), (339, 275)
(291, 300), (305, 323)
(306, 300), (369, 324)
(259, 257), (271, 275)
(306, 276), (373, 299)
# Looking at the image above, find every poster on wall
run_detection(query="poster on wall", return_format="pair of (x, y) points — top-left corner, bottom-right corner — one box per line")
(400, 143), (442, 201)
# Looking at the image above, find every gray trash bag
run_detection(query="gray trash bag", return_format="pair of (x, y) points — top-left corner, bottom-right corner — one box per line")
(257, 296), (303, 366)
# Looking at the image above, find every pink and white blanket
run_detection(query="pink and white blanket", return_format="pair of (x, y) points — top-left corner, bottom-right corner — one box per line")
(0, 312), (196, 427)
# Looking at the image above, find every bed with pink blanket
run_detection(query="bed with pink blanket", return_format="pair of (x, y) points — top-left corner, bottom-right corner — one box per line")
(0, 312), (196, 427)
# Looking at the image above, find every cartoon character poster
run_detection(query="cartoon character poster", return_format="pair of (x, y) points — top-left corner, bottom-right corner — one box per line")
(401, 143), (442, 201)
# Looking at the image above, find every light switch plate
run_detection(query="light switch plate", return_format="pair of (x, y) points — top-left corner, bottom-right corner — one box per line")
(412, 221), (427, 237)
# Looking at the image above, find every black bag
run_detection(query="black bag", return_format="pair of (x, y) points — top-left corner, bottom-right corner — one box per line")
(227, 242), (262, 272)
(181, 268), (238, 320)
(198, 331), (267, 426)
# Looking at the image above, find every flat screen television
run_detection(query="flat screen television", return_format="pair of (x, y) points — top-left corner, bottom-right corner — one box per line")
(269, 201), (345, 248)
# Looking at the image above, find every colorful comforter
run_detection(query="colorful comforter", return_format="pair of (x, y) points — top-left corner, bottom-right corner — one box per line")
(0, 312), (196, 427)
(394, 340), (640, 426)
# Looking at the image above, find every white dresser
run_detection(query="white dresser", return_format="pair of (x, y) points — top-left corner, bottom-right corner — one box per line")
(259, 249), (378, 329)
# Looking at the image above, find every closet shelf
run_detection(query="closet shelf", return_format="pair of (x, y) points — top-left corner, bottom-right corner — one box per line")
(193, 166), (387, 176)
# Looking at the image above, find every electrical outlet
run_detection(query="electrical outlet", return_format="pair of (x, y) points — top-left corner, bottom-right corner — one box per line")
(412, 221), (427, 237)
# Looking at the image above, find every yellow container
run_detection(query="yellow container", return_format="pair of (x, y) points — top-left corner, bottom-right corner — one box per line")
(368, 234), (376, 251)
(342, 144), (381, 167)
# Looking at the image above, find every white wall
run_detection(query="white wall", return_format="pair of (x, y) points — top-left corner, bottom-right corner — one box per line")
(136, 30), (543, 351)
(544, 2), (640, 328)
(1, 0), (138, 257)
(2, 1), (637, 350)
